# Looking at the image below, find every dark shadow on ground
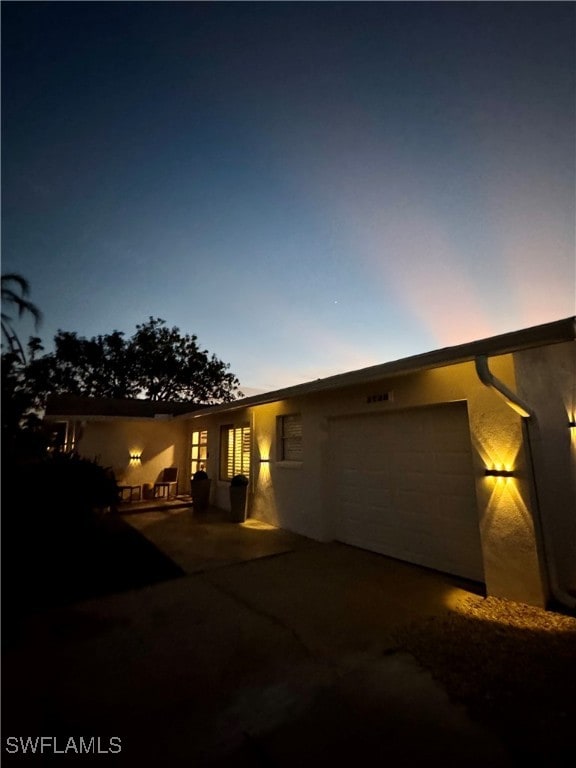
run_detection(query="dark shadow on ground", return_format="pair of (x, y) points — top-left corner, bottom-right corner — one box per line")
(2, 512), (185, 648)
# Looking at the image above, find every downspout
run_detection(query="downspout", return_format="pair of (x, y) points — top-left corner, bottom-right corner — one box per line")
(475, 355), (576, 611)
(474, 355), (533, 418)
(250, 408), (256, 514)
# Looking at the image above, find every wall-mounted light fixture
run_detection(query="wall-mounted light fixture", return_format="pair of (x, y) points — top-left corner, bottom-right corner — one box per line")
(259, 458), (271, 463)
(484, 468), (514, 478)
(569, 421), (576, 429)
(129, 453), (142, 463)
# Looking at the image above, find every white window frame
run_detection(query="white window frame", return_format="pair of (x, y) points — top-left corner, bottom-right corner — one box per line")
(48, 421), (75, 453)
(278, 414), (303, 462)
(190, 429), (208, 475)
(220, 424), (251, 481)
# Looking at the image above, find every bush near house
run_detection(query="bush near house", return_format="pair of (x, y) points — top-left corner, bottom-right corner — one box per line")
(5, 451), (118, 533)
(39, 451), (119, 513)
(2, 453), (182, 629)
(14, 452), (119, 542)
(4, 453), (118, 593)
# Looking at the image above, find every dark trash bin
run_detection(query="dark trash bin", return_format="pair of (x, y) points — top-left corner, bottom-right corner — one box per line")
(191, 471), (211, 511)
(229, 474), (248, 522)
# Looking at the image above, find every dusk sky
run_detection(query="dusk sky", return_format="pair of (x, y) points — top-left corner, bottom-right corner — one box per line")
(2, 1), (575, 394)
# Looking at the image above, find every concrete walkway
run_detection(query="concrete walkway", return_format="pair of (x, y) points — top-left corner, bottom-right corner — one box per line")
(124, 505), (315, 574)
(2, 508), (515, 767)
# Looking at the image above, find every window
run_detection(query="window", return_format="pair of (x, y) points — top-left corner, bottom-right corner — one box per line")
(220, 425), (251, 480)
(48, 421), (74, 453)
(190, 430), (208, 475)
(278, 414), (302, 461)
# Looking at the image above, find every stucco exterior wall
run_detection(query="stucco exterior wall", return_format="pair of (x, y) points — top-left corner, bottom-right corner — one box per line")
(189, 353), (550, 606)
(74, 418), (188, 497)
(253, 400), (328, 540)
(464, 355), (546, 606)
(514, 340), (576, 603)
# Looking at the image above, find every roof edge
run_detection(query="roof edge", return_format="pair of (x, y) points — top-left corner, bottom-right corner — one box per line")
(185, 316), (575, 418)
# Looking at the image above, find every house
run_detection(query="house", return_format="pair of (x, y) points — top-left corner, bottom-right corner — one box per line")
(45, 316), (576, 611)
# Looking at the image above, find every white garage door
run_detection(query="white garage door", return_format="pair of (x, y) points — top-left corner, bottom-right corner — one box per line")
(329, 402), (484, 582)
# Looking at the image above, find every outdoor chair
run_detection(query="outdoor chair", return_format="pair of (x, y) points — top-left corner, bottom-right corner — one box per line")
(153, 467), (179, 499)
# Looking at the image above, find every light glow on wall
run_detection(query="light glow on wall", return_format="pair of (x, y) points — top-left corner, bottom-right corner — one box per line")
(256, 435), (272, 484)
(483, 457), (516, 481)
(257, 435), (272, 462)
(569, 416), (576, 449)
(129, 450), (143, 465)
(482, 458), (522, 510)
(484, 468), (514, 479)
(483, 465), (533, 542)
(473, 417), (520, 483)
(474, 429), (529, 542)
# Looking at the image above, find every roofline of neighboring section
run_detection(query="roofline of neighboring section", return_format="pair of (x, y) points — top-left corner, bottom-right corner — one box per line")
(183, 316), (576, 419)
(45, 414), (188, 422)
(44, 395), (211, 420)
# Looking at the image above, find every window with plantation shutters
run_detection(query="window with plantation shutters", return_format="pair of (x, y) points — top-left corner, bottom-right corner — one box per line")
(279, 414), (302, 461)
(220, 425), (251, 480)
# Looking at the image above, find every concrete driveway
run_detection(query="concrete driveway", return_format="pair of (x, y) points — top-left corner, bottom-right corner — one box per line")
(3, 508), (516, 767)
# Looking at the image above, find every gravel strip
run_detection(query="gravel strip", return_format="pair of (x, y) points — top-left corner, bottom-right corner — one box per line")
(392, 596), (576, 762)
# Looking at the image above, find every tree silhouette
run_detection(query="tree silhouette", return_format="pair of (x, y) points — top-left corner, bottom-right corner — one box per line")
(1, 273), (42, 362)
(25, 317), (243, 405)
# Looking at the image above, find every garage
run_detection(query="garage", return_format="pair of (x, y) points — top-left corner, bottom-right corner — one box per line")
(329, 402), (484, 582)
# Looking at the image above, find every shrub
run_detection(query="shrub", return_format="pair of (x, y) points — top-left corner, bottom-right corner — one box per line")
(5, 453), (120, 595)
(230, 474), (249, 487)
(11, 452), (120, 541)
(41, 452), (119, 511)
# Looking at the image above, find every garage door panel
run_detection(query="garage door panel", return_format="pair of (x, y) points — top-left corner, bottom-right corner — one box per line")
(340, 468), (362, 484)
(395, 450), (428, 474)
(338, 512), (397, 544)
(398, 415), (425, 437)
(436, 494), (478, 524)
(433, 450), (475, 475)
(433, 429), (473, 451)
(366, 453), (393, 473)
(396, 488), (434, 516)
(341, 469), (391, 490)
(331, 403), (484, 582)
(361, 469), (391, 489)
(395, 471), (433, 494)
(352, 519), (398, 542)
(356, 491), (394, 512)
(431, 475), (469, 496)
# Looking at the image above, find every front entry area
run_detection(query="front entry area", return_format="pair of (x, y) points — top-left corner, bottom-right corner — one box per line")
(329, 402), (484, 582)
